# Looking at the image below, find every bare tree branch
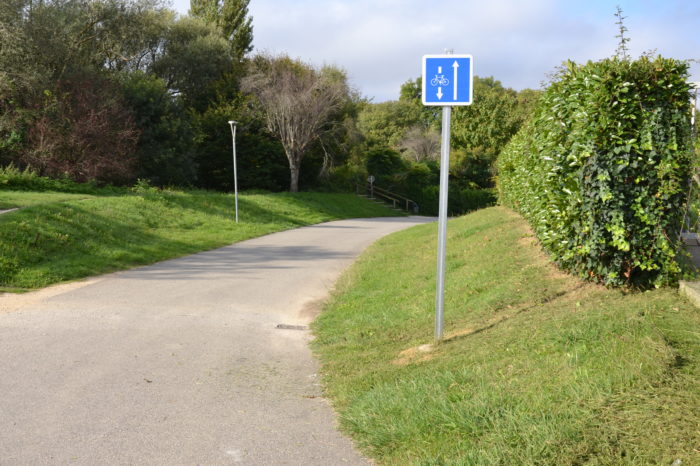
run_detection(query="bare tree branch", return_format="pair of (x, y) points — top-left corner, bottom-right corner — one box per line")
(241, 54), (347, 192)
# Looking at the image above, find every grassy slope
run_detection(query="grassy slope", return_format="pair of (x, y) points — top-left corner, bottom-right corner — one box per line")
(0, 191), (99, 209)
(0, 189), (401, 290)
(312, 207), (700, 465)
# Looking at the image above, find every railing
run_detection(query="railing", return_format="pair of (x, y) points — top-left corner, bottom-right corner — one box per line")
(359, 183), (419, 213)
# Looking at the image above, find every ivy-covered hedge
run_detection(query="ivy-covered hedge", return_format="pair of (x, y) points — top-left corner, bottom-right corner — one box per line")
(497, 57), (693, 287)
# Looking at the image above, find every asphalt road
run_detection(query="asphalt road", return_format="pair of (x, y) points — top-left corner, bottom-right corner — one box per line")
(0, 216), (434, 465)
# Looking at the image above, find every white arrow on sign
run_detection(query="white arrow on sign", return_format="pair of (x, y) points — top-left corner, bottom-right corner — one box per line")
(437, 87), (443, 100)
(452, 60), (459, 100)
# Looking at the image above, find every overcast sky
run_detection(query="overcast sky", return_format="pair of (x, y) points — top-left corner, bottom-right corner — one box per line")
(170, 0), (700, 102)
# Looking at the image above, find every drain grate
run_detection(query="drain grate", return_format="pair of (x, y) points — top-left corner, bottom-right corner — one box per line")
(276, 324), (308, 330)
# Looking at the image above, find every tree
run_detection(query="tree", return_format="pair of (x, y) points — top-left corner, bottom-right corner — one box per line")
(190, 0), (253, 61)
(398, 125), (440, 162)
(0, 0), (171, 182)
(151, 16), (232, 109)
(399, 77), (440, 129)
(120, 71), (197, 186)
(356, 100), (421, 148)
(22, 72), (139, 183)
(241, 54), (349, 192)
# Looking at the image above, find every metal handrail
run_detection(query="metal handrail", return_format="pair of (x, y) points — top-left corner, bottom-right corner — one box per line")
(359, 183), (419, 213)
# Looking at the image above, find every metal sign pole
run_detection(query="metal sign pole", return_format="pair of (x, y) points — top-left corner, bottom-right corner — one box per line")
(435, 106), (451, 341)
(422, 52), (472, 342)
(228, 121), (239, 223)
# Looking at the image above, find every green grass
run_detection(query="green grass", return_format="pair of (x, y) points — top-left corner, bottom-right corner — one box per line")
(312, 206), (700, 465)
(0, 190), (100, 209)
(0, 188), (402, 290)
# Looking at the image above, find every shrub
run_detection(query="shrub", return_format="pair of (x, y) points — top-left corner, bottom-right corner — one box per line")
(497, 56), (693, 287)
(413, 185), (496, 216)
(0, 164), (108, 193)
(322, 163), (368, 193)
(20, 73), (139, 184)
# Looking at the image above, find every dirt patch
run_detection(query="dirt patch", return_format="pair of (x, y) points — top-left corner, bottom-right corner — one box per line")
(392, 343), (435, 366)
(516, 229), (572, 281)
(517, 235), (537, 247)
(0, 279), (99, 314)
(297, 297), (326, 323)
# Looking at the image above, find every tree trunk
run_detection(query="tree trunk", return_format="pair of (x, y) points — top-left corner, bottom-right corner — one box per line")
(289, 164), (300, 192)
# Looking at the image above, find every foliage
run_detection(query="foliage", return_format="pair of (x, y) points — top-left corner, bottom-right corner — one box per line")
(21, 72), (139, 184)
(399, 77), (441, 128)
(119, 72), (197, 186)
(0, 164), (115, 194)
(361, 76), (539, 192)
(366, 147), (408, 183)
(0, 0), (181, 184)
(363, 148), (494, 215)
(241, 54), (353, 192)
(151, 16), (233, 111)
(413, 185), (495, 216)
(192, 100), (289, 192)
(614, 5), (631, 60)
(356, 100), (421, 149)
(453, 77), (537, 156)
(397, 125), (440, 162)
(313, 206), (700, 465)
(189, 0), (253, 61)
(450, 146), (497, 190)
(321, 163), (367, 193)
(497, 56), (693, 287)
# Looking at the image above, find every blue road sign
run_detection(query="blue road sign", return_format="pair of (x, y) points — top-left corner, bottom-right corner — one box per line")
(422, 55), (473, 106)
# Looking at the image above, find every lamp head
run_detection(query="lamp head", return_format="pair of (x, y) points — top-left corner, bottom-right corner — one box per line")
(228, 120), (237, 125)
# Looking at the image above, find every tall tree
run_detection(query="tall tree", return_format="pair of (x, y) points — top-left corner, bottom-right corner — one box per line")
(241, 54), (349, 192)
(189, 0), (252, 61)
(151, 16), (231, 109)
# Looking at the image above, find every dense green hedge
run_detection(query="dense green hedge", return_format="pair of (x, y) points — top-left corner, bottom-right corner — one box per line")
(497, 57), (693, 287)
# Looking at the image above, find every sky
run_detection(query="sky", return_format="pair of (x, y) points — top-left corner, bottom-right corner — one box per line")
(170, 0), (700, 102)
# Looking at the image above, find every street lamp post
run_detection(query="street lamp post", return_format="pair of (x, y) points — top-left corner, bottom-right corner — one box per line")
(228, 120), (239, 223)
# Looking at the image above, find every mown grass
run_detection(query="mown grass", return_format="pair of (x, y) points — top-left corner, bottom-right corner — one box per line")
(312, 206), (700, 465)
(0, 188), (401, 290)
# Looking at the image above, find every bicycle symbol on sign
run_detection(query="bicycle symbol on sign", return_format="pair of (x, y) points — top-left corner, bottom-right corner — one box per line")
(430, 75), (449, 86)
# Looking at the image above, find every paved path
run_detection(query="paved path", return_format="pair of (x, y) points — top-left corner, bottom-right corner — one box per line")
(0, 216), (434, 465)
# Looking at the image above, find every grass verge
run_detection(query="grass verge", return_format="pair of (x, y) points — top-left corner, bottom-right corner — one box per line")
(312, 206), (700, 465)
(0, 188), (401, 290)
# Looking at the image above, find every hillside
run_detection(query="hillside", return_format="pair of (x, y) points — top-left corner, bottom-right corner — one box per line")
(0, 189), (401, 291)
(312, 206), (700, 465)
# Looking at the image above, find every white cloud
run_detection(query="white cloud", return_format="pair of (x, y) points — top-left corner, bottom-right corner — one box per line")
(248, 0), (600, 100)
(170, 0), (700, 101)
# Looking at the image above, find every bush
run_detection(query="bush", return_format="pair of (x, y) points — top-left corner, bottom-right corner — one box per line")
(20, 72), (139, 184)
(497, 56), (693, 287)
(0, 164), (117, 194)
(366, 147), (408, 184)
(321, 164), (367, 193)
(412, 185), (496, 216)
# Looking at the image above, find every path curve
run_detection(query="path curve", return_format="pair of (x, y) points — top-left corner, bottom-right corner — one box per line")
(0, 216), (434, 465)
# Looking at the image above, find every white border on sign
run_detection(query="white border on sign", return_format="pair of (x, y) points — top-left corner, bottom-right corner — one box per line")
(422, 54), (474, 106)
